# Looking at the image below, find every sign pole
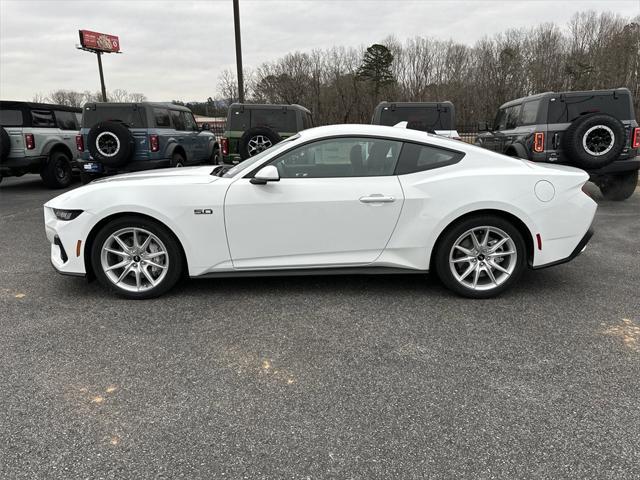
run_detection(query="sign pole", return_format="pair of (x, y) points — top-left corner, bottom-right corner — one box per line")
(233, 0), (244, 103)
(96, 51), (107, 102)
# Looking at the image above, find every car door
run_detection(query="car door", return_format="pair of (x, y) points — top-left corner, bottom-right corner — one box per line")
(224, 136), (405, 269)
(181, 111), (203, 162)
(170, 110), (193, 161)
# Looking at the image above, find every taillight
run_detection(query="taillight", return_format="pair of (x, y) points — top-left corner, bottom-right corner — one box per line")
(75, 134), (84, 152)
(632, 127), (640, 149)
(221, 137), (229, 156)
(149, 134), (159, 152)
(533, 132), (544, 153)
(25, 133), (35, 150)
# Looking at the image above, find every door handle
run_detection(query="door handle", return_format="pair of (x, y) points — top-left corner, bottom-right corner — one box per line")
(359, 194), (395, 203)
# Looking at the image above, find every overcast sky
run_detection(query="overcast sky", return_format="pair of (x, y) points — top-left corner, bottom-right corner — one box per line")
(1, 0), (638, 102)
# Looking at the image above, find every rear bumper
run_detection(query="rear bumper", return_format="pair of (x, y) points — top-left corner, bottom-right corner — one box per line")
(0, 155), (47, 174)
(589, 158), (640, 176)
(532, 227), (594, 270)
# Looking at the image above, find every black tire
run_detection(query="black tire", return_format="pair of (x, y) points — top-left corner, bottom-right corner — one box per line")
(40, 150), (73, 189)
(91, 216), (184, 299)
(171, 152), (185, 167)
(562, 113), (625, 169)
(87, 121), (135, 167)
(0, 127), (10, 162)
(210, 145), (220, 165)
(599, 170), (638, 201)
(238, 127), (282, 160)
(434, 215), (527, 299)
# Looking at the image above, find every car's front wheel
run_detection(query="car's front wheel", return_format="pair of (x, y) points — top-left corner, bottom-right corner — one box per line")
(91, 216), (184, 299)
(435, 215), (526, 298)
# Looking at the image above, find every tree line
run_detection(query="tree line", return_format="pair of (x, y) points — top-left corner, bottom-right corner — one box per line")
(218, 11), (640, 130)
(32, 89), (146, 107)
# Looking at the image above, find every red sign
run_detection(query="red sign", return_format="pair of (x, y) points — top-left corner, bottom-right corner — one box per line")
(79, 30), (120, 53)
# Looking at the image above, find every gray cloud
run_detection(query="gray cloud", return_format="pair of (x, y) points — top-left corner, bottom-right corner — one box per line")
(0, 0), (637, 102)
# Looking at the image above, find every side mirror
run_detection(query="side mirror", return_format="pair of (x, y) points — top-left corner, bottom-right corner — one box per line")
(250, 165), (280, 185)
(477, 121), (489, 132)
(201, 123), (211, 131)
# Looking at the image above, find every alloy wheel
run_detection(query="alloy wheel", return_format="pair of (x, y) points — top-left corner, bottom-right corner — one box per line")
(100, 227), (169, 293)
(583, 125), (614, 156)
(247, 135), (273, 156)
(448, 226), (517, 291)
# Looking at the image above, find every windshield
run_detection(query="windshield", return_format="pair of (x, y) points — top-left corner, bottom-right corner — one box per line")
(222, 135), (300, 178)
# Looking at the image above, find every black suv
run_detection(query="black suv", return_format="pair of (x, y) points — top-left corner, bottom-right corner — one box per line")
(220, 103), (313, 164)
(476, 88), (639, 200)
(372, 101), (461, 139)
(77, 102), (218, 182)
(0, 101), (81, 188)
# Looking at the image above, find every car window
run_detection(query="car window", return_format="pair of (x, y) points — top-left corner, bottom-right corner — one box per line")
(31, 110), (56, 128)
(153, 108), (170, 127)
(504, 105), (522, 129)
(520, 100), (540, 126)
(251, 109), (297, 132)
(83, 106), (146, 128)
(302, 112), (313, 130)
(378, 105), (454, 131)
(547, 92), (632, 123)
(223, 135), (300, 178)
(54, 110), (78, 130)
(171, 110), (185, 130)
(0, 109), (23, 126)
(270, 137), (402, 178)
(75, 113), (82, 126)
(181, 111), (198, 131)
(395, 142), (464, 175)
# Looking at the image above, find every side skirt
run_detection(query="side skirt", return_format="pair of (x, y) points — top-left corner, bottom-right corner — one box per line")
(193, 266), (428, 279)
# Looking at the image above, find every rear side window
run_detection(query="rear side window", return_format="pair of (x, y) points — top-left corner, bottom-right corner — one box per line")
(31, 110), (55, 128)
(54, 110), (79, 130)
(548, 93), (632, 123)
(83, 106), (146, 128)
(251, 109), (297, 132)
(378, 106), (454, 131)
(170, 110), (185, 130)
(520, 100), (540, 126)
(153, 108), (170, 127)
(0, 109), (23, 126)
(395, 143), (464, 175)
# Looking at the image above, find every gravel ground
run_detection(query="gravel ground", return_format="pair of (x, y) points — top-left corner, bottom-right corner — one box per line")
(1, 174), (639, 479)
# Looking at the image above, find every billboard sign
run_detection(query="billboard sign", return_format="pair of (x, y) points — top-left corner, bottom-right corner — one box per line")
(79, 30), (120, 53)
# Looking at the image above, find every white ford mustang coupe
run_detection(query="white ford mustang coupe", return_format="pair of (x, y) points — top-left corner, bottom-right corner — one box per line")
(44, 124), (596, 299)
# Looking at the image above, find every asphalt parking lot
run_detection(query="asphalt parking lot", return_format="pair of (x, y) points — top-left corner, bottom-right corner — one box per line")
(1, 175), (639, 479)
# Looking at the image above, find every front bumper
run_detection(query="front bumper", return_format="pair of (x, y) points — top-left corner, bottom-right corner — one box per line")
(44, 206), (94, 276)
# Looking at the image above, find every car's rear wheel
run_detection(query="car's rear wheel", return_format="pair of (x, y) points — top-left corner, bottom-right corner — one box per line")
(239, 127), (282, 160)
(91, 216), (184, 299)
(435, 215), (526, 298)
(210, 145), (220, 165)
(599, 170), (638, 201)
(41, 151), (73, 189)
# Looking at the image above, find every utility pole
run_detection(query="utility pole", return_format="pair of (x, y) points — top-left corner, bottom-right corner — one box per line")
(96, 52), (108, 102)
(233, 0), (245, 103)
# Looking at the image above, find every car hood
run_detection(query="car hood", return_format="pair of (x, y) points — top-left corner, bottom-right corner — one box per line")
(45, 166), (221, 209)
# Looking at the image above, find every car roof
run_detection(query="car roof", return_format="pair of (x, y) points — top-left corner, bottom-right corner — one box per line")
(0, 100), (82, 113)
(84, 102), (192, 112)
(229, 103), (312, 114)
(297, 124), (465, 149)
(375, 101), (454, 109)
(500, 87), (632, 109)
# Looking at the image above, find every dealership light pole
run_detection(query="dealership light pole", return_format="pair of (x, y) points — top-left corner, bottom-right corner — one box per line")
(233, 0), (245, 103)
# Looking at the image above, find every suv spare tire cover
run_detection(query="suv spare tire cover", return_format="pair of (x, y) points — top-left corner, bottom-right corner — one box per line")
(87, 121), (135, 167)
(562, 113), (625, 169)
(239, 126), (283, 160)
(0, 127), (10, 162)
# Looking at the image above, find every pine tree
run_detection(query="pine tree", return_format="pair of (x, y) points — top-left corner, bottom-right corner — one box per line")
(356, 44), (396, 98)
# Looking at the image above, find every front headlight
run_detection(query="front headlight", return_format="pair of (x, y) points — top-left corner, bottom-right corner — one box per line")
(53, 208), (83, 221)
